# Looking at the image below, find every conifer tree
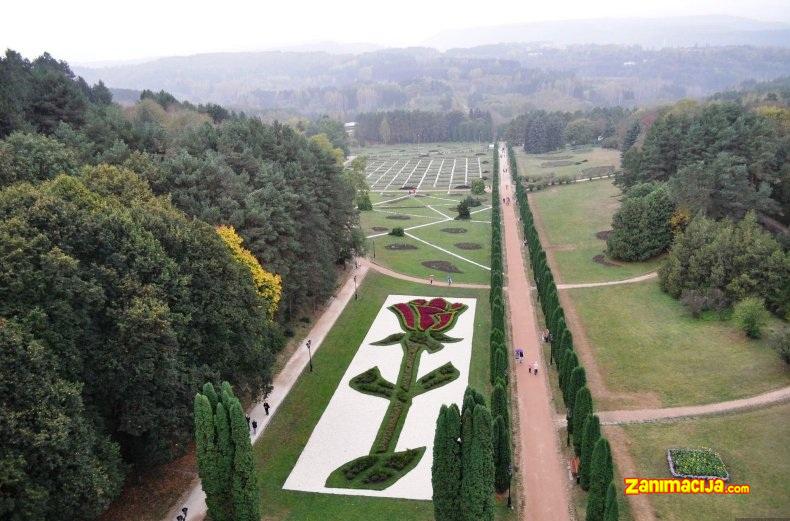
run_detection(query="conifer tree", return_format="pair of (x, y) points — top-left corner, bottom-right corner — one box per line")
(566, 366), (587, 426)
(229, 398), (261, 521)
(586, 438), (613, 521)
(603, 481), (620, 521)
(492, 415), (511, 494)
(490, 381), (509, 427)
(194, 394), (223, 520)
(461, 405), (495, 521)
(572, 387), (593, 453)
(432, 405), (462, 521)
(580, 414), (601, 490)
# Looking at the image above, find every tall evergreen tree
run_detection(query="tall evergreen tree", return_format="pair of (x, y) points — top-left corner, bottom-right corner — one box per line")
(432, 404), (462, 521)
(229, 399), (261, 521)
(461, 404), (495, 521)
(603, 481), (620, 521)
(566, 366), (587, 420)
(492, 415), (512, 494)
(586, 438), (613, 521)
(194, 393), (223, 520)
(572, 387), (593, 454)
(579, 414), (601, 491)
(490, 381), (509, 427)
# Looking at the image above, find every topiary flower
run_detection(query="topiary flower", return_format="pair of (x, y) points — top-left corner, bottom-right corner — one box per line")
(374, 298), (468, 346)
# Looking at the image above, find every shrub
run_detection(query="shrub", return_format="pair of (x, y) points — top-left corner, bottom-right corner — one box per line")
(770, 327), (790, 364)
(389, 227), (405, 237)
(343, 455), (378, 480)
(733, 297), (769, 339)
(471, 178), (486, 195)
(456, 199), (471, 219)
(357, 192), (373, 211)
(668, 448), (728, 479)
(384, 449), (420, 470)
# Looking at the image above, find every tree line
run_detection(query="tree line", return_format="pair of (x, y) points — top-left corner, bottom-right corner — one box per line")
(607, 96), (789, 319)
(355, 109), (493, 145)
(0, 49), (362, 519)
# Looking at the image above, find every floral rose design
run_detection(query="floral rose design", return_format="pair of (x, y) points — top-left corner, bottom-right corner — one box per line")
(391, 297), (467, 334)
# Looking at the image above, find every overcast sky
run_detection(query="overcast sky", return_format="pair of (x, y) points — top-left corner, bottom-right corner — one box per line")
(2, 0), (789, 63)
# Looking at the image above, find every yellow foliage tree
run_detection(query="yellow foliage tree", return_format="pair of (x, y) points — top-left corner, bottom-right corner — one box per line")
(216, 225), (282, 318)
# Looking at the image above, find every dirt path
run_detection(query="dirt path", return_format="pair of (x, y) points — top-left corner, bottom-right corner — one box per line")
(367, 259), (490, 289)
(163, 260), (370, 521)
(557, 272), (657, 289)
(502, 145), (572, 521)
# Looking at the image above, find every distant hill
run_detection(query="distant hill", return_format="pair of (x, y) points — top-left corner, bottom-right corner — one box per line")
(74, 42), (790, 119)
(423, 15), (790, 50)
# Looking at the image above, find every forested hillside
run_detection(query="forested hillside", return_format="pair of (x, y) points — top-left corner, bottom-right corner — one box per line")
(355, 109), (493, 144)
(75, 44), (790, 120)
(0, 49), (361, 520)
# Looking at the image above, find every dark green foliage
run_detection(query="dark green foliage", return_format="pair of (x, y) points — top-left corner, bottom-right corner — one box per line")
(580, 415), (602, 491)
(350, 367), (396, 398)
(432, 404), (462, 521)
(0, 132), (77, 186)
(660, 212), (789, 316)
(389, 226), (405, 237)
(586, 438), (613, 521)
(461, 404), (495, 521)
(0, 319), (123, 520)
(604, 481), (619, 521)
(492, 348), (508, 385)
(566, 366), (587, 425)
(194, 382), (259, 521)
(490, 381), (509, 427)
(572, 387), (593, 451)
(355, 110), (493, 144)
(471, 178), (486, 195)
(733, 297), (770, 339)
(417, 362), (460, 391)
(607, 183), (674, 261)
(492, 415), (512, 493)
(457, 198), (471, 219)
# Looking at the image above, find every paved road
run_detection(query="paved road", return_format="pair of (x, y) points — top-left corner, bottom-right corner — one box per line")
(501, 144), (572, 521)
(163, 261), (369, 521)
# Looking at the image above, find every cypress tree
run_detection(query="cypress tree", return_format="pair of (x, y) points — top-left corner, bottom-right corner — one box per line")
(566, 366), (587, 422)
(586, 438), (613, 521)
(214, 401), (234, 519)
(572, 387), (593, 451)
(603, 481), (619, 521)
(194, 394), (223, 521)
(229, 398), (260, 521)
(432, 405), (462, 521)
(461, 405), (495, 521)
(559, 350), (577, 403)
(490, 381), (509, 427)
(492, 415), (511, 494)
(493, 348), (508, 384)
(580, 414), (601, 491)
(203, 382), (219, 410)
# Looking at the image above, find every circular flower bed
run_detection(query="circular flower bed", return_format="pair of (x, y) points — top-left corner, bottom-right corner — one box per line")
(386, 215), (411, 220)
(441, 227), (467, 234)
(455, 242), (482, 250)
(372, 226), (389, 232)
(385, 243), (418, 250)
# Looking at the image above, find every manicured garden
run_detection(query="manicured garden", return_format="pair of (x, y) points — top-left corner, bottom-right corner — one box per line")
(515, 146), (620, 183)
(569, 280), (790, 408)
(251, 271), (514, 520)
(529, 179), (662, 283)
(621, 403), (790, 520)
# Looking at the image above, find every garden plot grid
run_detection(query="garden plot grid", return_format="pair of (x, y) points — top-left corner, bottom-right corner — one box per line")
(362, 145), (490, 193)
(283, 295), (477, 500)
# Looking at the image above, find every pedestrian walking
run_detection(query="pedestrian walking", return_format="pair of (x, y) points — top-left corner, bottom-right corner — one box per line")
(263, 402), (270, 416)
(252, 420), (258, 434)
(429, 274), (434, 285)
(447, 275), (452, 286)
(246, 415), (250, 427)
(532, 361), (539, 375)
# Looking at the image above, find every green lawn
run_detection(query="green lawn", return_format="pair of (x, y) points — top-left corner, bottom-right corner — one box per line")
(515, 146), (620, 182)
(530, 180), (662, 283)
(570, 280), (790, 408)
(622, 403), (790, 521)
(253, 271), (513, 520)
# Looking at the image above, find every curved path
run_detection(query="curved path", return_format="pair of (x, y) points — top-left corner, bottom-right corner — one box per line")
(365, 259), (490, 289)
(553, 386), (790, 427)
(164, 261), (370, 521)
(502, 144), (572, 521)
(557, 271), (657, 290)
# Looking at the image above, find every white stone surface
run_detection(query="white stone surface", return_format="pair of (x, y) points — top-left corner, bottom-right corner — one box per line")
(283, 294), (477, 500)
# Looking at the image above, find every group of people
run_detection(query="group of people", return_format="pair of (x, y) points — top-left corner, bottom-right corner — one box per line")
(245, 401), (271, 436)
(427, 274), (453, 285)
(502, 196), (512, 206)
(514, 349), (540, 375)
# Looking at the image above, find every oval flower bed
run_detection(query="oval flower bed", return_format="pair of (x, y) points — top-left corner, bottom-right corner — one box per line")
(667, 448), (729, 481)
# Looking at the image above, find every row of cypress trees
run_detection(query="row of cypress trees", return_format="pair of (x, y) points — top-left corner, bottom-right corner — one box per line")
(432, 388), (496, 521)
(194, 382), (261, 521)
(506, 143), (619, 521)
(489, 143), (512, 496)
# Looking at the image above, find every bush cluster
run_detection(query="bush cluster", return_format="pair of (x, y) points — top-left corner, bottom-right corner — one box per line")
(507, 142), (618, 521)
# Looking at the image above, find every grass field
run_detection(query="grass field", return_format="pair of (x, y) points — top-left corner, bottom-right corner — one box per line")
(570, 280), (790, 408)
(252, 271), (514, 520)
(354, 143), (492, 193)
(515, 146), (620, 182)
(530, 180), (661, 283)
(621, 403), (790, 520)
